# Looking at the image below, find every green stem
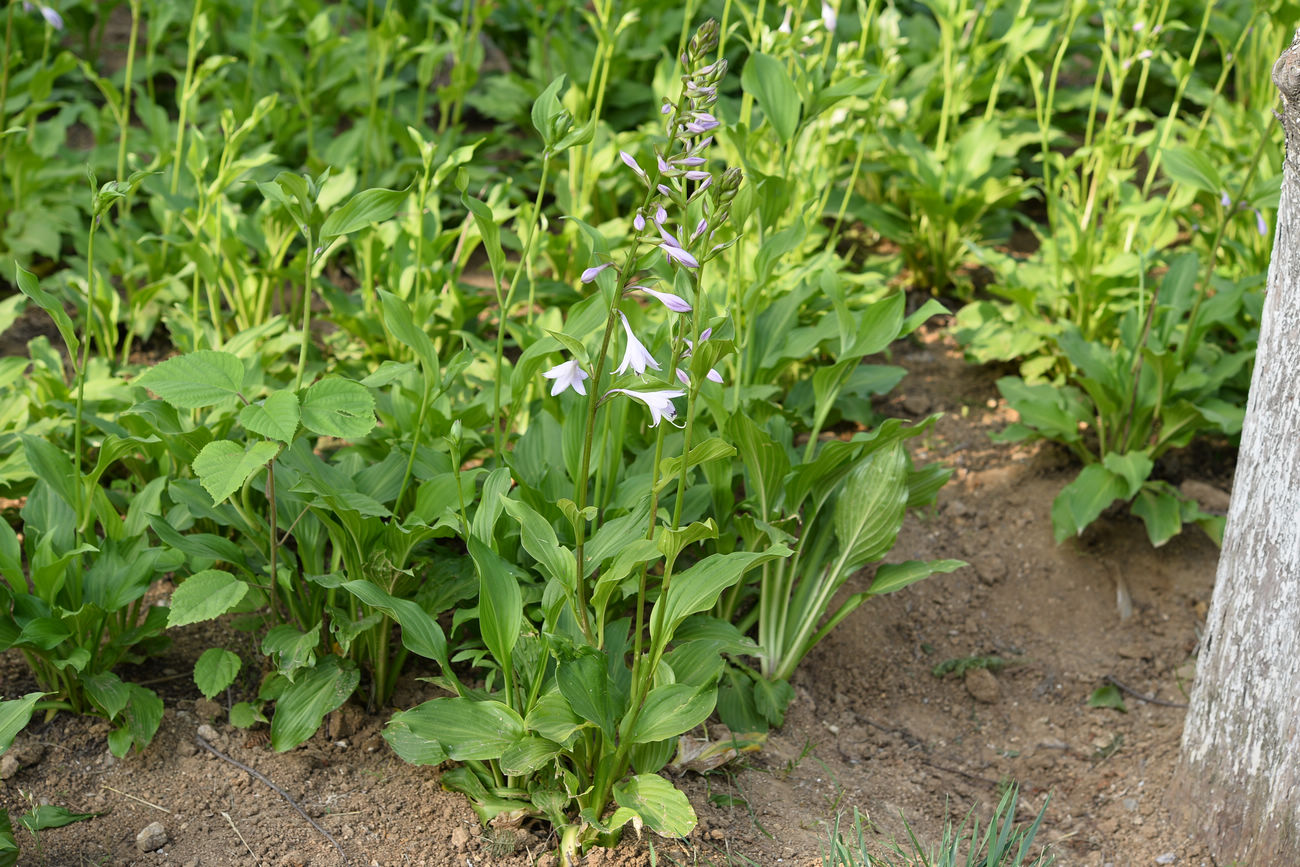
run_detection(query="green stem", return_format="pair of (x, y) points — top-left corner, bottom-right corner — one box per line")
(494, 155), (552, 454)
(116, 0), (141, 193)
(73, 216), (100, 539)
(294, 235), (315, 392)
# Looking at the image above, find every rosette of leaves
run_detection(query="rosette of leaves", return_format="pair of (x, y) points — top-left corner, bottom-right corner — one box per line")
(991, 253), (1251, 545)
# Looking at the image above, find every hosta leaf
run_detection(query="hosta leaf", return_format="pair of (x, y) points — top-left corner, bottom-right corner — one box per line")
(238, 390), (300, 443)
(0, 693), (46, 753)
(270, 657), (360, 751)
(299, 377), (375, 439)
(1052, 464), (1127, 543)
(612, 773), (697, 838)
(385, 698), (524, 762)
(834, 442), (909, 571)
(135, 351), (245, 409)
(168, 570), (249, 628)
(192, 440), (280, 505)
(319, 183), (412, 240)
(629, 683), (715, 744)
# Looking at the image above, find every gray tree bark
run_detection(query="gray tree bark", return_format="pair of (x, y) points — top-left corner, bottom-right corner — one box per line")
(1168, 31), (1300, 866)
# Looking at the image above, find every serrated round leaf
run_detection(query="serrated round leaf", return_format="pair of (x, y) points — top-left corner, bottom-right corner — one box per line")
(238, 390), (300, 443)
(300, 377), (376, 439)
(168, 570), (249, 628)
(192, 440), (281, 504)
(612, 773), (697, 838)
(194, 648), (242, 699)
(135, 351), (245, 409)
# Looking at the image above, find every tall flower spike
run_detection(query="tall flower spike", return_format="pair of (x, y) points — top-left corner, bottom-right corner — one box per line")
(615, 312), (661, 376)
(607, 388), (686, 428)
(543, 360), (589, 396)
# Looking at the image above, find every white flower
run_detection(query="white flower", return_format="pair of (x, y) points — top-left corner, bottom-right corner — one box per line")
(543, 360), (589, 396)
(615, 312), (661, 376)
(607, 388), (686, 427)
(822, 1), (837, 32)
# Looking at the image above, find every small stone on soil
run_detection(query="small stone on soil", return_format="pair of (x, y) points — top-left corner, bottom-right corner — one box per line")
(976, 554), (1007, 585)
(135, 821), (168, 852)
(451, 825), (470, 850)
(196, 723), (220, 742)
(0, 754), (19, 780)
(964, 667), (1000, 704)
(193, 698), (223, 721)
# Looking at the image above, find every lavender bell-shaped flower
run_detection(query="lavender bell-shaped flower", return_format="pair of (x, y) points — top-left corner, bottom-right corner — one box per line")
(633, 286), (691, 313)
(658, 225), (699, 269)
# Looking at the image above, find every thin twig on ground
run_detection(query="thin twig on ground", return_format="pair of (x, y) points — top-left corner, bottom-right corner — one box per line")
(100, 784), (171, 813)
(198, 734), (350, 865)
(221, 811), (262, 866)
(1105, 675), (1188, 708)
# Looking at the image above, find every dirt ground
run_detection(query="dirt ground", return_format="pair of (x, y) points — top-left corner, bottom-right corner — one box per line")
(0, 322), (1229, 866)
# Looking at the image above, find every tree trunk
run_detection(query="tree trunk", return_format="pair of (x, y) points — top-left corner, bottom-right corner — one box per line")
(1168, 31), (1300, 865)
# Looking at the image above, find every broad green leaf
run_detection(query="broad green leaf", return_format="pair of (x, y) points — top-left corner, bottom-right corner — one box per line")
(1101, 451), (1154, 500)
(1052, 465), (1128, 543)
(652, 515), (716, 569)
(270, 657), (360, 751)
(499, 736), (563, 775)
(168, 569), (249, 627)
(524, 691), (585, 745)
(557, 649), (619, 740)
(729, 414), (789, 517)
(239, 390), (300, 443)
(868, 559), (966, 596)
(462, 194), (506, 292)
(17, 806), (99, 833)
(319, 183), (412, 240)
(1131, 487), (1183, 548)
(834, 442), (910, 571)
(135, 351), (245, 409)
(262, 623), (321, 681)
(386, 698), (524, 761)
(378, 290), (438, 376)
(194, 648), (242, 699)
(228, 702), (267, 729)
(741, 53), (801, 143)
(1087, 684), (1127, 713)
(652, 546), (792, 646)
(1162, 147), (1223, 195)
(0, 693), (45, 753)
(612, 773), (697, 838)
(629, 683), (715, 744)
(531, 74), (568, 145)
(107, 685), (163, 756)
(83, 672), (130, 718)
(655, 439), (736, 494)
(500, 497), (575, 590)
(299, 377), (376, 439)
(192, 440), (280, 505)
(335, 581), (450, 671)
(469, 537), (522, 670)
(15, 265), (78, 359)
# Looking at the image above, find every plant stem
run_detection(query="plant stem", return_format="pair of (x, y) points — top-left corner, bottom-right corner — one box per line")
(294, 236), (315, 392)
(116, 0), (141, 196)
(73, 216), (100, 539)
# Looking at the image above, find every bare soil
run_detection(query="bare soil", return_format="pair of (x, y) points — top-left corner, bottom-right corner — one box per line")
(0, 324), (1227, 866)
